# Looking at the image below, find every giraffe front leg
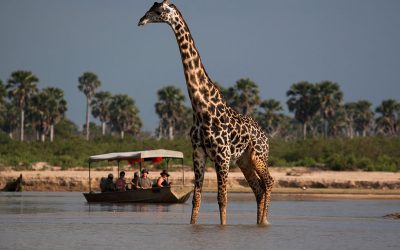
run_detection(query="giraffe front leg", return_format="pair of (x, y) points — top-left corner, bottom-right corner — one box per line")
(190, 146), (207, 224)
(215, 159), (230, 225)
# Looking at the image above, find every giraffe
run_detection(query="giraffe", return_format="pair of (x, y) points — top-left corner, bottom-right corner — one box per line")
(139, 0), (274, 225)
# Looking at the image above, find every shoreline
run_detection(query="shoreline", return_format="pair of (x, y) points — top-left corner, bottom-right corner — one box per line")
(1, 168), (400, 199)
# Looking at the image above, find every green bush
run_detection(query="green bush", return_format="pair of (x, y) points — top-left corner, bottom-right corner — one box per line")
(268, 156), (289, 167)
(270, 137), (399, 172)
(295, 157), (318, 167)
(0, 136), (398, 172)
(366, 155), (398, 172)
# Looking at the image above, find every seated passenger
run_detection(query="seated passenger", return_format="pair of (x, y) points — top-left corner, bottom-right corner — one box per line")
(138, 169), (152, 189)
(100, 173), (115, 192)
(156, 170), (172, 187)
(131, 172), (139, 190)
(116, 171), (127, 192)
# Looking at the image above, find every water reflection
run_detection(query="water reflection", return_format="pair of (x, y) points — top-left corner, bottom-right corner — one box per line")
(87, 202), (175, 213)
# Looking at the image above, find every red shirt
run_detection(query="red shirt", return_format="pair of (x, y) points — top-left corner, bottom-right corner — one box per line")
(116, 178), (126, 191)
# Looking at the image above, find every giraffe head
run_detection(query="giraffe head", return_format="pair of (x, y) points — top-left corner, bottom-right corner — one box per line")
(138, 0), (177, 26)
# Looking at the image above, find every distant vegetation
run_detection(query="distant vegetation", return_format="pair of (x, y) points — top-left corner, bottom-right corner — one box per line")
(0, 129), (398, 172)
(0, 70), (399, 172)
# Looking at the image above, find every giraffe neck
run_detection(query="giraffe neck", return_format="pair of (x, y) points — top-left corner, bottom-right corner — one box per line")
(169, 9), (223, 112)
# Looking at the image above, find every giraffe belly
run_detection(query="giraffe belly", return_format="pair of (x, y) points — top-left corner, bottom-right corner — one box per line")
(200, 132), (228, 161)
(230, 145), (247, 160)
(199, 128), (249, 162)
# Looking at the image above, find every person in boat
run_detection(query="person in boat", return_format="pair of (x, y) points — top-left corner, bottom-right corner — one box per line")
(131, 171), (139, 190)
(156, 170), (172, 188)
(116, 171), (127, 192)
(100, 173), (116, 192)
(138, 169), (152, 189)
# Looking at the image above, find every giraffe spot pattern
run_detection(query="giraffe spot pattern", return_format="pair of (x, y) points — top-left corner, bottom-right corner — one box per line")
(140, 1), (273, 225)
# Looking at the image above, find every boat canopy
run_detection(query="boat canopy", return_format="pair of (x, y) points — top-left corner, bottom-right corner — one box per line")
(88, 149), (184, 163)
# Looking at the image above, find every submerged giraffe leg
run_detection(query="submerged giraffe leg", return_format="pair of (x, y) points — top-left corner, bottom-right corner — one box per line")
(262, 170), (274, 224)
(190, 146), (207, 224)
(251, 150), (274, 225)
(215, 159), (230, 225)
(238, 150), (266, 224)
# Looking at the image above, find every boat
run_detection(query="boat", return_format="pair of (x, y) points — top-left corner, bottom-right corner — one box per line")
(83, 149), (192, 203)
(83, 186), (191, 203)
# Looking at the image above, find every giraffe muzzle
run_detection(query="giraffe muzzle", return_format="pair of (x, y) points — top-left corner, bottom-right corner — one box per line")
(138, 16), (149, 26)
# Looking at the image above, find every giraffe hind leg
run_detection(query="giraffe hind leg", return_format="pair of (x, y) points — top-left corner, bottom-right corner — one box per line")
(251, 150), (274, 225)
(237, 151), (266, 225)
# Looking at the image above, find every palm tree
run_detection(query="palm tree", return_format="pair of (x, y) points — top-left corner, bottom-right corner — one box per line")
(155, 86), (186, 140)
(6, 70), (39, 141)
(30, 91), (50, 142)
(328, 106), (347, 137)
(375, 99), (399, 136)
(44, 87), (67, 142)
(174, 106), (193, 138)
(29, 88), (67, 142)
(0, 79), (6, 119)
(286, 81), (320, 139)
(228, 78), (261, 116)
(1, 80), (18, 139)
(91, 91), (112, 136)
(109, 94), (142, 139)
(353, 100), (374, 137)
(343, 102), (356, 138)
(78, 72), (101, 140)
(1, 101), (19, 139)
(256, 99), (284, 138)
(0, 79), (5, 104)
(316, 81), (343, 137)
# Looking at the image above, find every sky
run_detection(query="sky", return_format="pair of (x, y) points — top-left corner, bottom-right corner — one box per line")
(1, 0), (399, 132)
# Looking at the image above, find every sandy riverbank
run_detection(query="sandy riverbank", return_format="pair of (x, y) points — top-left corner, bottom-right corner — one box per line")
(1, 167), (400, 198)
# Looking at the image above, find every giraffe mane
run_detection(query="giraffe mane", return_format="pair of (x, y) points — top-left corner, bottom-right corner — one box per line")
(170, 4), (226, 101)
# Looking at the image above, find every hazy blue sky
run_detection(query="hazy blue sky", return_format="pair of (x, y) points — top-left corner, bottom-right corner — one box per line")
(1, 0), (399, 132)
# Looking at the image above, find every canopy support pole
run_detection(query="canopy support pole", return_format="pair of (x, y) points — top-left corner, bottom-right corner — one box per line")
(181, 158), (185, 186)
(89, 161), (92, 192)
(166, 158), (170, 182)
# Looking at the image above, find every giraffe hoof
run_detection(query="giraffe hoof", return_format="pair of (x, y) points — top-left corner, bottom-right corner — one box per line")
(257, 220), (269, 225)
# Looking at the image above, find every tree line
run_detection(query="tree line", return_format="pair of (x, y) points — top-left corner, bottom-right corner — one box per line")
(220, 79), (399, 140)
(0, 70), (399, 142)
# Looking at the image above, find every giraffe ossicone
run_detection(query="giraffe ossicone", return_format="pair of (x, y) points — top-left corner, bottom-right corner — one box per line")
(139, 0), (274, 225)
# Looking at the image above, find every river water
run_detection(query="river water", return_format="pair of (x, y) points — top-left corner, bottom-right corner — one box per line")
(0, 192), (399, 250)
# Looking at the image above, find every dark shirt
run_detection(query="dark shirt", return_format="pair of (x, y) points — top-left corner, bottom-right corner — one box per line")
(101, 178), (115, 192)
(131, 176), (139, 189)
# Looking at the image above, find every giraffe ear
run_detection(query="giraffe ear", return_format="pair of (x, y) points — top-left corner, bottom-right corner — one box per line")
(162, 0), (171, 5)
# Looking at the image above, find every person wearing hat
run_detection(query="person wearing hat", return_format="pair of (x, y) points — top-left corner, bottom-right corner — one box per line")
(116, 171), (127, 192)
(138, 169), (152, 189)
(156, 170), (172, 187)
